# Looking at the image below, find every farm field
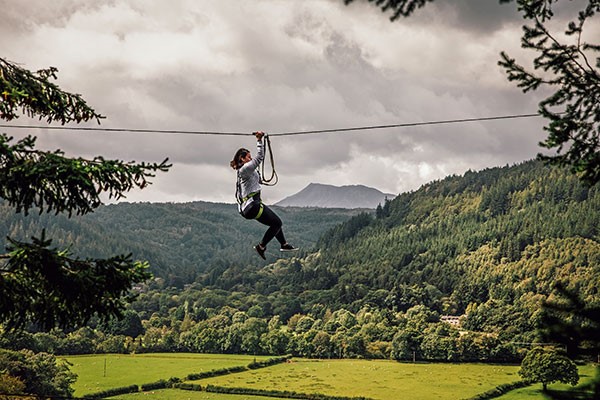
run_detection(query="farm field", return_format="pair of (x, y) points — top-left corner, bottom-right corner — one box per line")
(198, 358), (521, 399)
(64, 353), (272, 396)
(66, 354), (598, 400)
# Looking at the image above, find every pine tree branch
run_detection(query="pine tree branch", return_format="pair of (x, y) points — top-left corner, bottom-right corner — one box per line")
(533, 14), (600, 94)
(0, 232), (152, 330)
(0, 58), (104, 124)
(0, 134), (171, 216)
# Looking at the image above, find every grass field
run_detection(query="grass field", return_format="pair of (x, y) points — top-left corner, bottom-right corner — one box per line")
(66, 354), (597, 400)
(197, 359), (522, 399)
(64, 353), (271, 396)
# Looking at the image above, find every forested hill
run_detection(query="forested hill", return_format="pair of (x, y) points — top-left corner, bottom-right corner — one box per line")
(0, 201), (363, 284)
(208, 160), (599, 326)
(2, 159), (598, 325)
(311, 160), (599, 310)
(3, 159), (599, 355)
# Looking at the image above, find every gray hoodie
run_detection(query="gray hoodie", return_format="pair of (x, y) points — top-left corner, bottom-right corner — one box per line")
(237, 139), (264, 213)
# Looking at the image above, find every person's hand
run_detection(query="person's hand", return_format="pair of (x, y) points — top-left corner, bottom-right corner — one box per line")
(253, 131), (265, 140)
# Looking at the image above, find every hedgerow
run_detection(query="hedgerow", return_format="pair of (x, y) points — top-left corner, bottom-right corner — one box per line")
(205, 384), (373, 400)
(86, 384), (139, 398)
(465, 380), (531, 400)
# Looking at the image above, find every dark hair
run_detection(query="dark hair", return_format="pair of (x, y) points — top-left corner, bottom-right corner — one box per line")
(230, 148), (249, 170)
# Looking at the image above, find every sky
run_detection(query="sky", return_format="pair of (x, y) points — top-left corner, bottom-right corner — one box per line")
(1, 0), (595, 204)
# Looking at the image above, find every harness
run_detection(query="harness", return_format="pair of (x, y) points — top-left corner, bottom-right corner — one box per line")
(235, 171), (264, 219)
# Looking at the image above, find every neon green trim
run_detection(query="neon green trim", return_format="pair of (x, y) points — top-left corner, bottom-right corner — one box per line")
(241, 191), (258, 203)
(254, 204), (264, 220)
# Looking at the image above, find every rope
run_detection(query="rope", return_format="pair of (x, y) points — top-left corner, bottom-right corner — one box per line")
(0, 113), (541, 137)
(260, 135), (278, 186)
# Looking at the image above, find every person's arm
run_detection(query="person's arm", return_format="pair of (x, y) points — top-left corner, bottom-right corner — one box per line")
(248, 131), (265, 169)
(240, 132), (265, 176)
(254, 131), (265, 163)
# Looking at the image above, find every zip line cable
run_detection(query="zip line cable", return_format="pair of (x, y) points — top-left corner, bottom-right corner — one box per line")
(0, 112), (541, 137)
(271, 113), (541, 136)
(0, 112), (541, 188)
(0, 124), (249, 136)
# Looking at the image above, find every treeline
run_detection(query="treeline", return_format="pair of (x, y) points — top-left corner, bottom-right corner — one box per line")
(2, 303), (522, 363)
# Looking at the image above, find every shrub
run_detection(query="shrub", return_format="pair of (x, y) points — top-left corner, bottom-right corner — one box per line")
(466, 380), (531, 400)
(140, 379), (168, 391)
(175, 382), (203, 391)
(86, 384), (139, 398)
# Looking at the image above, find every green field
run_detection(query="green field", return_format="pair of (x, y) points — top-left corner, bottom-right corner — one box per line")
(64, 353), (271, 396)
(66, 354), (598, 400)
(198, 359), (521, 399)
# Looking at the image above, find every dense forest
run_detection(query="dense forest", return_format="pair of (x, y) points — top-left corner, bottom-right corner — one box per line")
(0, 201), (363, 285)
(2, 160), (599, 362)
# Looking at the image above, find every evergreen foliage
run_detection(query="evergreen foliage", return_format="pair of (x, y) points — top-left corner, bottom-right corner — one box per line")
(0, 58), (170, 330)
(499, 1), (600, 186)
(0, 201), (362, 284)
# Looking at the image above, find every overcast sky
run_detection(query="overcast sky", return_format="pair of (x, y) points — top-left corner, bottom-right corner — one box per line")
(1, 0), (594, 204)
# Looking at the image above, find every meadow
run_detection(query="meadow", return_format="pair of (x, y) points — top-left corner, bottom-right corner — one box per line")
(65, 353), (523, 399)
(197, 359), (521, 399)
(65, 354), (597, 399)
(64, 353), (271, 396)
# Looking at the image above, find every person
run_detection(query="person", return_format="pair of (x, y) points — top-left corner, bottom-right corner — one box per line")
(230, 131), (298, 259)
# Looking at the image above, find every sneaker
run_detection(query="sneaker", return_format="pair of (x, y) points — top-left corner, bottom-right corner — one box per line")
(280, 243), (299, 252)
(254, 244), (266, 260)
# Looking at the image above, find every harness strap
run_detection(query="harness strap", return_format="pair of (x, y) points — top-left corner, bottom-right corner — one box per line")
(254, 203), (264, 219)
(241, 191), (259, 203)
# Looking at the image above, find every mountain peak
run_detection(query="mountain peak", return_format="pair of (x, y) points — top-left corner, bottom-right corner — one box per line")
(276, 183), (395, 209)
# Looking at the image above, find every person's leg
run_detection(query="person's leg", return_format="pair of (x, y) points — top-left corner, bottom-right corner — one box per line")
(256, 204), (286, 247)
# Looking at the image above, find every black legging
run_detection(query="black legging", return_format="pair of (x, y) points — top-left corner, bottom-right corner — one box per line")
(257, 203), (286, 247)
(244, 192), (286, 247)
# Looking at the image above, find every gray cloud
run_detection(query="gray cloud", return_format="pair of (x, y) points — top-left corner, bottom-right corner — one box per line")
(1, 0), (586, 204)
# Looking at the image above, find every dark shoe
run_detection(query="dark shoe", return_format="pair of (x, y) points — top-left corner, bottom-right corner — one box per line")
(280, 243), (299, 252)
(254, 244), (266, 260)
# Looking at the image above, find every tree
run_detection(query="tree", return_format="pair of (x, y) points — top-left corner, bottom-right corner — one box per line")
(540, 283), (600, 360)
(0, 348), (76, 398)
(103, 310), (145, 338)
(519, 347), (579, 391)
(539, 283), (600, 398)
(0, 58), (171, 330)
(344, 0), (600, 185)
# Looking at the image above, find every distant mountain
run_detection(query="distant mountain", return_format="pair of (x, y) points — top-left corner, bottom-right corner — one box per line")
(276, 183), (395, 209)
